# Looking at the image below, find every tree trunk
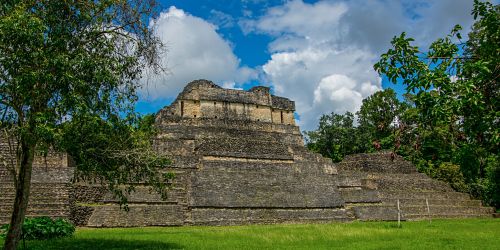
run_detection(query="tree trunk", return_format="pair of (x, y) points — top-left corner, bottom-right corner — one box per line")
(3, 140), (35, 250)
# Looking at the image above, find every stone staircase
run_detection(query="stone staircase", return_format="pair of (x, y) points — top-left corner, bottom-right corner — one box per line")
(336, 152), (495, 221)
(0, 154), (73, 225)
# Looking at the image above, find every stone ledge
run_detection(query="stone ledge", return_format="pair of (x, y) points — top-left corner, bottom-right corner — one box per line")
(86, 204), (185, 227)
(190, 208), (350, 225)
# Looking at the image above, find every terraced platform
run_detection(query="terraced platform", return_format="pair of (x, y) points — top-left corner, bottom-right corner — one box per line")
(0, 152), (73, 225)
(0, 80), (495, 227)
(336, 153), (494, 221)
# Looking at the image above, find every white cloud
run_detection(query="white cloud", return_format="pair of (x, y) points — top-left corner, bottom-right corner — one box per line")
(314, 74), (363, 113)
(243, 0), (348, 39)
(245, 0), (475, 130)
(262, 47), (382, 129)
(141, 6), (256, 100)
(140, 1), (478, 130)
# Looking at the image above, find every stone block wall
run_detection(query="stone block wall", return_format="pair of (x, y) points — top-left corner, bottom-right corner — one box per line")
(335, 151), (494, 220)
(1, 80), (493, 227)
(156, 79), (296, 125)
(68, 80), (353, 226)
(0, 142), (74, 225)
(190, 161), (343, 208)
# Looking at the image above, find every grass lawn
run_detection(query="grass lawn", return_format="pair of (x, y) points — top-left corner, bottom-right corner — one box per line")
(1, 219), (499, 249)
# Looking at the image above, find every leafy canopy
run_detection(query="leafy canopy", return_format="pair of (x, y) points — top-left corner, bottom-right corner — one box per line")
(374, 0), (499, 152)
(374, 0), (499, 207)
(0, 0), (170, 207)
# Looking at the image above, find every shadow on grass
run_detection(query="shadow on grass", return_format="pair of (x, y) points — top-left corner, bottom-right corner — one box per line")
(23, 238), (183, 250)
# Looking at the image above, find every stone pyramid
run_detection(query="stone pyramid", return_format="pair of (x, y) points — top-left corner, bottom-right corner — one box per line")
(0, 80), (494, 226)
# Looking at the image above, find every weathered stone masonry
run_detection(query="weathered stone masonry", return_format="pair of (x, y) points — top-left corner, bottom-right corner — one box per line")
(0, 79), (494, 226)
(0, 140), (73, 224)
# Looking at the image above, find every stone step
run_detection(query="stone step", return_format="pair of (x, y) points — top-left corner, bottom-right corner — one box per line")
(0, 182), (71, 188)
(0, 203), (70, 211)
(405, 213), (493, 220)
(1, 190), (70, 196)
(0, 192), (71, 198)
(340, 189), (381, 203)
(1, 194), (70, 201)
(374, 178), (453, 192)
(337, 163), (418, 174)
(295, 152), (329, 163)
(350, 206), (403, 221)
(290, 148), (332, 165)
(0, 208), (69, 216)
(0, 216), (10, 224)
(0, 197), (71, 204)
(338, 172), (428, 180)
(400, 205), (494, 215)
(378, 191), (471, 200)
(0, 169), (13, 178)
(0, 186), (71, 193)
(381, 198), (483, 207)
(367, 173), (429, 179)
(336, 174), (365, 187)
(350, 204), (494, 221)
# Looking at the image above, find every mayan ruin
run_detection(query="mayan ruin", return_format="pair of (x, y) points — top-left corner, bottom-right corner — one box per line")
(0, 80), (494, 227)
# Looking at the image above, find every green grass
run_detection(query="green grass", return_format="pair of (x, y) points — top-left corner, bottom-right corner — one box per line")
(1, 219), (499, 249)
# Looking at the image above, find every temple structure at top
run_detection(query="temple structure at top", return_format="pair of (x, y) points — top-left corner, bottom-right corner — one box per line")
(156, 79), (295, 125)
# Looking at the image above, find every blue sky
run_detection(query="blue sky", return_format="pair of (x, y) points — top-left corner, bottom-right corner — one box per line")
(136, 0), (483, 130)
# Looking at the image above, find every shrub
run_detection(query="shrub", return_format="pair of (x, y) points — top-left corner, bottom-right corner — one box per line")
(413, 158), (434, 176)
(0, 217), (75, 240)
(431, 162), (468, 192)
(486, 162), (500, 208)
(380, 134), (395, 150)
(469, 179), (489, 203)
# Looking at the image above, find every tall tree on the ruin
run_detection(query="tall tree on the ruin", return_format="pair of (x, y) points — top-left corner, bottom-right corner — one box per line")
(305, 112), (358, 162)
(356, 88), (405, 149)
(374, 0), (499, 207)
(0, 1), (171, 249)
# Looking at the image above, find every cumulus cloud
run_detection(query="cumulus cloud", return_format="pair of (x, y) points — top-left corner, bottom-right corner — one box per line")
(262, 47), (382, 129)
(244, 0), (476, 130)
(141, 6), (256, 100)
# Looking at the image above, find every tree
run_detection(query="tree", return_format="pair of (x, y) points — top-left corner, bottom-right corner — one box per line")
(356, 88), (405, 150)
(305, 89), (406, 162)
(374, 0), (499, 207)
(305, 112), (357, 162)
(0, 1), (170, 248)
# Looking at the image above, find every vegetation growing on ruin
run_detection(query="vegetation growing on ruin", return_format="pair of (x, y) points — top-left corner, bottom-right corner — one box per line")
(306, 1), (499, 208)
(306, 1), (500, 210)
(0, 219), (498, 249)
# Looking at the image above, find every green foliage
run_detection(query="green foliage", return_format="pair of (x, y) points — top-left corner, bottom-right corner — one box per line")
(412, 159), (434, 176)
(305, 112), (358, 162)
(373, 0), (499, 207)
(1, 217), (75, 240)
(357, 88), (404, 142)
(0, 0), (167, 247)
(309, 1), (499, 208)
(0, 1), (170, 198)
(430, 162), (468, 192)
(486, 161), (500, 208)
(306, 88), (405, 162)
(58, 113), (174, 207)
(469, 156), (500, 208)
